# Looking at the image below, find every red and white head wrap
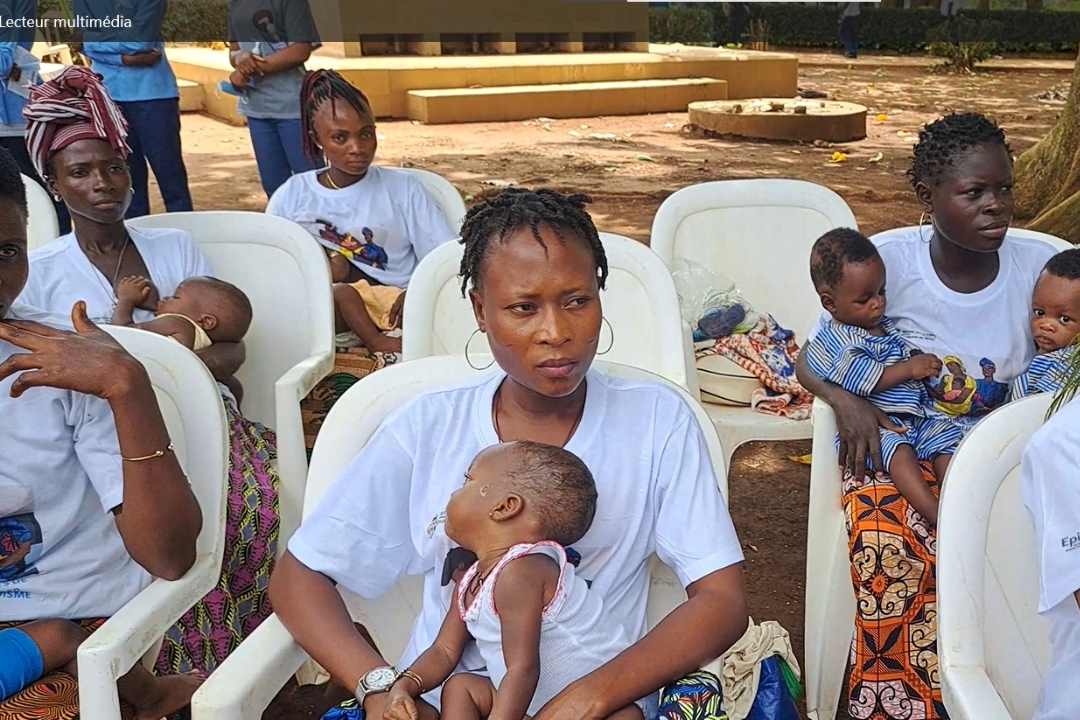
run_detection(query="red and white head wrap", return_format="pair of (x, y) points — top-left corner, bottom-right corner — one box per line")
(23, 65), (130, 182)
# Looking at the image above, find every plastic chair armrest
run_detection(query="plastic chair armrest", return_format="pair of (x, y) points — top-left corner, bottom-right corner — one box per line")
(191, 614), (311, 720)
(77, 555), (221, 718)
(942, 666), (1014, 720)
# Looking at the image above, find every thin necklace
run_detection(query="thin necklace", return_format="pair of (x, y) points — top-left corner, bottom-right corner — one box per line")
(323, 169), (343, 190)
(88, 233), (131, 306)
(109, 233), (131, 290)
(492, 386), (585, 447)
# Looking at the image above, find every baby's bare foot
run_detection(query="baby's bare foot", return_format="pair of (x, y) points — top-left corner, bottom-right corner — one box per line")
(134, 672), (203, 720)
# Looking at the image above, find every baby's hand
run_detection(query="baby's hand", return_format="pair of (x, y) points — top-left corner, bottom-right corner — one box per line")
(115, 275), (153, 305)
(383, 685), (419, 720)
(907, 353), (943, 381)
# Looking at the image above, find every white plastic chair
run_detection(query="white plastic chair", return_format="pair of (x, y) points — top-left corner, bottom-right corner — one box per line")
(78, 326), (228, 720)
(399, 166), (467, 232)
(402, 232), (695, 392)
(127, 212), (334, 550)
(22, 173), (59, 251)
(938, 394), (1052, 720)
(650, 179), (857, 471)
(802, 229), (1071, 720)
(190, 355), (729, 719)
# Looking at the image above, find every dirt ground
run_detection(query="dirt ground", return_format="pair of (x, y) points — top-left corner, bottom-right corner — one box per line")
(163, 60), (1068, 718)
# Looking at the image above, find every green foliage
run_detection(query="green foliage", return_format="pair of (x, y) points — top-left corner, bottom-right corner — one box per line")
(648, 5), (715, 45)
(654, 4), (1080, 53)
(161, 0), (229, 42)
(926, 16), (1001, 71)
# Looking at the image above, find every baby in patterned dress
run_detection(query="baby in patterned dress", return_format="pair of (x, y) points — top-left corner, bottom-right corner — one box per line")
(1011, 249), (1080, 399)
(804, 228), (962, 525)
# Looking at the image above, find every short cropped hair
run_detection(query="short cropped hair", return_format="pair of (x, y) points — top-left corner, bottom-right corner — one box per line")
(810, 227), (879, 291)
(503, 440), (597, 547)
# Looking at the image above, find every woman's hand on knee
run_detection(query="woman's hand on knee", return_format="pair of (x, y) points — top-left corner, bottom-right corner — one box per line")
(832, 391), (903, 478)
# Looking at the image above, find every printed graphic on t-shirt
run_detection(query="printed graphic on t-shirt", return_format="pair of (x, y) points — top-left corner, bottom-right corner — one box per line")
(316, 219), (389, 270)
(893, 326), (1012, 421)
(925, 355), (1009, 418)
(0, 512), (42, 582)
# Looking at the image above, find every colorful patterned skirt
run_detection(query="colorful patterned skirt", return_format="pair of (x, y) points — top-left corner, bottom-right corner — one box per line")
(155, 396), (280, 675)
(843, 463), (946, 720)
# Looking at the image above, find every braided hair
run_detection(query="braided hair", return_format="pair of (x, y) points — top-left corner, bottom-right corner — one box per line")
(458, 188), (608, 296)
(0, 147), (27, 214)
(299, 69), (373, 164)
(810, 227), (878, 291)
(908, 112), (1010, 191)
(1044, 248), (1080, 281)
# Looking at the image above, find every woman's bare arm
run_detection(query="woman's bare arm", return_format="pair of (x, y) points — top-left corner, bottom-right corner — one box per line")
(796, 350), (900, 476)
(534, 565), (747, 720)
(0, 305), (201, 579)
(269, 552), (387, 693)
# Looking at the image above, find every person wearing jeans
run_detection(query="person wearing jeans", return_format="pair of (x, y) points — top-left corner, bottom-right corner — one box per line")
(228, 0), (321, 198)
(838, 1), (860, 59)
(78, 0), (194, 218)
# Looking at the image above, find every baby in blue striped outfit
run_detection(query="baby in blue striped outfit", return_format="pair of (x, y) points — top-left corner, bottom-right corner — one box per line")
(805, 228), (962, 525)
(1011, 248), (1080, 399)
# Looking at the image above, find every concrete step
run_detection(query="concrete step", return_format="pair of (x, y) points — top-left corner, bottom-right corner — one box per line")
(406, 77), (728, 124)
(178, 79), (205, 113)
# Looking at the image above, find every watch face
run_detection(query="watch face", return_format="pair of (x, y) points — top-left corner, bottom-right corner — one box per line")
(366, 666), (397, 691)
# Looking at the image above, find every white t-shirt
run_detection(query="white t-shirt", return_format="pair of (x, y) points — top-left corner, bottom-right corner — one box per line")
(289, 368), (743, 676)
(1021, 396), (1080, 720)
(0, 304), (150, 621)
(265, 166), (457, 288)
(814, 228), (1055, 429)
(18, 226), (212, 324)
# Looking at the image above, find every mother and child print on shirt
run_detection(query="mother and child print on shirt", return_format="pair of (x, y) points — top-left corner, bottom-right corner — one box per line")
(0, 487), (41, 584)
(806, 227), (1080, 525)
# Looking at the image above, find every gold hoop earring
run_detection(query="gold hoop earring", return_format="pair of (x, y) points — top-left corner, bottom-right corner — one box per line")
(598, 317), (615, 356)
(465, 328), (494, 371)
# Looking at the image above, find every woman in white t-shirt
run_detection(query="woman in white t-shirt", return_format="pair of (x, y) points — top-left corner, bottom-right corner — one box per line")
(266, 70), (457, 359)
(17, 68), (279, 677)
(0, 146), (201, 716)
(796, 112), (1056, 720)
(270, 188), (749, 719)
(1021, 393), (1080, 720)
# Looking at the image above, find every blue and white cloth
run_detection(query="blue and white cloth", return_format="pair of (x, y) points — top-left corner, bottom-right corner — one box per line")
(1011, 346), (1075, 400)
(804, 316), (962, 470)
(803, 317), (927, 416)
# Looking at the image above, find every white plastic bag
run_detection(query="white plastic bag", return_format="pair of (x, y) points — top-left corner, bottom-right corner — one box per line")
(671, 258), (758, 334)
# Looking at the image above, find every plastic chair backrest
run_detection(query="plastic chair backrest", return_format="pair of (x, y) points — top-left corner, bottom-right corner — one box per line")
(938, 394), (1052, 719)
(402, 232), (690, 389)
(106, 326), (228, 566)
(398, 167), (467, 232)
(23, 173), (59, 252)
(650, 179), (857, 342)
(128, 211), (334, 431)
(305, 355), (728, 663)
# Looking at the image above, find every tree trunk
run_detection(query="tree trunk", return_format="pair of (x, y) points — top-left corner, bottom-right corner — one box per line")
(1026, 0), (1043, 9)
(1014, 47), (1080, 244)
